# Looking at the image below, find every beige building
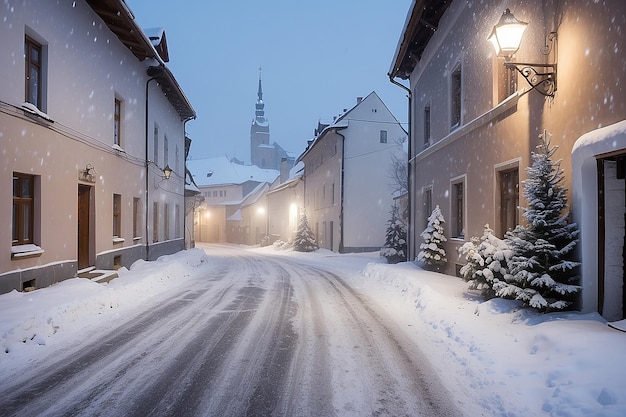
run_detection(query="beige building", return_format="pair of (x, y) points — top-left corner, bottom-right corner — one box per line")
(1, 1), (195, 293)
(390, 0), (625, 318)
(188, 157), (278, 244)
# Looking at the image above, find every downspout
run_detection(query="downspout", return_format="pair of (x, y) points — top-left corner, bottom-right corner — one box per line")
(182, 115), (195, 249)
(337, 129), (346, 253)
(145, 72), (161, 261)
(388, 75), (412, 261)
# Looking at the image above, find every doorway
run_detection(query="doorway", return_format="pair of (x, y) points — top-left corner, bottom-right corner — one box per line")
(78, 184), (92, 269)
(597, 154), (626, 320)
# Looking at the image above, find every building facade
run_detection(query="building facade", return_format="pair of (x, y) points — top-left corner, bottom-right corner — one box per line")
(1, 0), (195, 293)
(188, 156), (278, 244)
(299, 92), (408, 253)
(390, 0), (625, 318)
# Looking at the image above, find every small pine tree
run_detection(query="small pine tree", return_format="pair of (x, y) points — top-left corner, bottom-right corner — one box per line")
(380, 203), (407, 264)
(417, 205), (447, 271)
(293, 214), (318, 252)
(459, 224), (512, 298)
(498, 132), (580, 311)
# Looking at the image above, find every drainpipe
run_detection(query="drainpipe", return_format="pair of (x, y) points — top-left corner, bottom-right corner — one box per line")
(388, 75), (412, 261)
(337, 129), (346, 254)
(145, 71), (162, 261)
(182, 116), (195, 250)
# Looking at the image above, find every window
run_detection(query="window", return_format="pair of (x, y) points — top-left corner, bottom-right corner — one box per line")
(153, 202), (159, 243)
(212, 191), (217, 197)
(13, 173), (34, 245)
(332, 183), (335, 206)
(380, 130), (388, 144)
(452, 181), (465, 238)
(450, 63), (462, 129)
(133, 197), (141, 238)
(114, 98), (121, 146)
(164, 135), (169, 167)
(175, 204), (181, 239)
(25, 37), (42, 109)
(423, 187), (432, 230)
(499, 168), (519, 236)
(424, 104), (431, 148)
(113, 194), (121, 237)
(153, 124), (159, 165)
(164, 203), (170, 240)
(495, 60), (517, 103)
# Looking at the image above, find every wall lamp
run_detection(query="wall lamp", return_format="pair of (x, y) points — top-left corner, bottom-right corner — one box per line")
(488, 9), (557, 97)
(162, 164), (173, 180)
(154, 164), (173, 189)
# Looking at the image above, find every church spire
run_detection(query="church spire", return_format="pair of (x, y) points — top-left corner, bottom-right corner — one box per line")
(257, 65), (263, 101)
(255, 65), (266, 124)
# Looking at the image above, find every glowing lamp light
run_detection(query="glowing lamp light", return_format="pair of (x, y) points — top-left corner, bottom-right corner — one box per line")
(488, 9), (528, 58)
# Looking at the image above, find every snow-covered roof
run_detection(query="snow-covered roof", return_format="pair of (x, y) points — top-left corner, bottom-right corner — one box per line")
(187, 156), (279, 187)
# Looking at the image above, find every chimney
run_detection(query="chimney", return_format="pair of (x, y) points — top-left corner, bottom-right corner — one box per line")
(280, 158), (290, 184)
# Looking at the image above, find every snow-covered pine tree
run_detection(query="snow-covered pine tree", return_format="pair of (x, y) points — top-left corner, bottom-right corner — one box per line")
(293, 213), (319, 252)
(458, 224), (512, 298)
(498, 131), (580, 311)
(417, 205), (447, 271)
(380, 203), (407, 264)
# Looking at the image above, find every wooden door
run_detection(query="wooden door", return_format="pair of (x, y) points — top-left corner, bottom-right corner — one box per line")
(78, 185), (91, 269)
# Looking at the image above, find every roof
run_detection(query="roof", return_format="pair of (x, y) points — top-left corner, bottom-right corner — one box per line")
(298, 91), (399, 163)
(388, 0), (452, 80)
(86, 0), (195, 121)
(187, 156), (279, 187)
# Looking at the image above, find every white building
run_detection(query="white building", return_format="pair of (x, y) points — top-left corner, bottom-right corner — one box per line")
(298, 92), (408, 252)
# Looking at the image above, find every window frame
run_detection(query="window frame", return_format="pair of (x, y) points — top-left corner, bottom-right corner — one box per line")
(133, 197), (141, 239)
(113, 194), (121, 238)
(423, 186), (433, 231)
(164, 203), (170, 240)
(380, 130), (388, 144)
(153, 202), (159, 243)
(423, 104), (431, 148)
(12, 173), (35, 246)
(114, 98), (122, 146)
(450, 62), (462, 130)
(450, 176), (466, 239)
(25, 36), (42, 109)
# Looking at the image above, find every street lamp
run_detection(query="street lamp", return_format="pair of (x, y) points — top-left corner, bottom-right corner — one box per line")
(488, 9), (557, 97)
(162, 165), (173, 180)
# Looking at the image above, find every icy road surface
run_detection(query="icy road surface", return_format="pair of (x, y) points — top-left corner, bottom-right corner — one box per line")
(0, 245), (459, 417)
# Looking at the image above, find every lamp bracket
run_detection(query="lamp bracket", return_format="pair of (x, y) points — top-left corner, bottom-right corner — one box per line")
(505, 62), (557, 97)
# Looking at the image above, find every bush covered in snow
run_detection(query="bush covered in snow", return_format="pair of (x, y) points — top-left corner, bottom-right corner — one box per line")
(380, 203), (407, 264)
(458, 224), (512, 298)
(417, 205), (447, 271)
(293, 214), (318, 252)
(498, 133), (580, 312)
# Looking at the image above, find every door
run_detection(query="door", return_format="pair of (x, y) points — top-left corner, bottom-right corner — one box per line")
(78, 185), (91, 269)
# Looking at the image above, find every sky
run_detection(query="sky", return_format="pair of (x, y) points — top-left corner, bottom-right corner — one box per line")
(126, 0), (413, 164)
(1, 245), (624, 416)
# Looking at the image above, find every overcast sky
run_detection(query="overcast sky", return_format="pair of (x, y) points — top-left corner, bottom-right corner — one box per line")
(127, 0), (412, 164)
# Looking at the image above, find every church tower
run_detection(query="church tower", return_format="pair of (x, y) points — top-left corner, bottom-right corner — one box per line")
(250, 67), (270, 167)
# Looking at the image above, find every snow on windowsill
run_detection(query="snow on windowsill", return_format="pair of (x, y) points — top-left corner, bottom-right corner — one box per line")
(112, 144), (125, 153)
(21, 102), (54, 123)
(11, 244), (44, 259)
(113, 237), (125, 244)
(133, 236), (142, 241)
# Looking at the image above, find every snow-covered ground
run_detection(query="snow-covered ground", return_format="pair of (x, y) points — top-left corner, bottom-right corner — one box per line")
(1, 244), (624, 417)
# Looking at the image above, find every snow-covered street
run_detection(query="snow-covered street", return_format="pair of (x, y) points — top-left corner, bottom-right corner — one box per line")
(1, 244), (625, 416)
(0, 245), (457, 417)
